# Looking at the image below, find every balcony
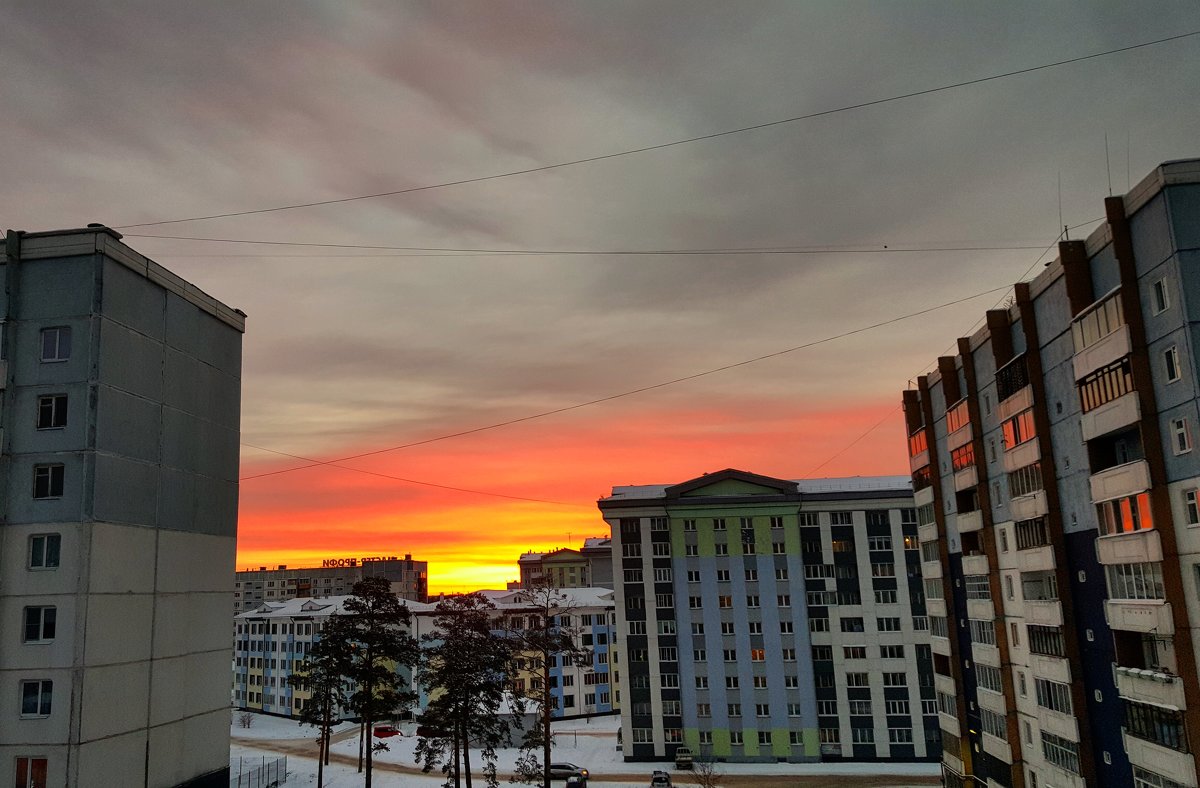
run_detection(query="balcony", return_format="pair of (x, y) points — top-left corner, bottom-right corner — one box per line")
(932, 634), (952, 657)
(1107, 599), (1175, 635)
(910, 448), (930, 473)
(962, 553), (989, 576)
(1038, 706), (1080, 741)
(1123, 730), (1198, 787)
(1074, 323), (1131, 381)
(1115, 665), (1186, 708)
(915, 485), (935, 508)
(1010, 490), (1048, 521)
(966, 598), (994, 621)
(1081, 390), (1141, 442)
(947, 422), (973, 451)
(956, 510), (983, 534)
(1016, 544), (1055, 573)
(926, 598), (947, 618)
(1003, 437), (1041, 474)
(1096, 529), (1162, 566)
(919, 522), (938, 544)
(938, 711), (961, 739)
(973, 643), (1000, 667)
(1025, 600), (1064, 627)
(981, 731), (1012, 764)
(935, 673), (956, 696)
(1090, 459), (1151, 503)
(1030, 653), (1072, 684)
(998, 383), (1034, 422)
(954, 465), (978, 491)
(923, 560), (943, 580)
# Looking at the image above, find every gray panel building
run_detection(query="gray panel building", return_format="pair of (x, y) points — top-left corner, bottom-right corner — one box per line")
(0, 227), (244, 788)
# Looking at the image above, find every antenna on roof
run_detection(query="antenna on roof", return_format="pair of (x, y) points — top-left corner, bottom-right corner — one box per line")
(1105, 132), (1113, 197)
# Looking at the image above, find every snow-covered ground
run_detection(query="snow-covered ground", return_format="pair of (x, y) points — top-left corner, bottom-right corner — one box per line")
(230, 710), (941, 787)
(230, 709), (358, 740)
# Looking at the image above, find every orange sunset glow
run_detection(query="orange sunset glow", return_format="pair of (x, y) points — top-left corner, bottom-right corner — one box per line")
(236, 398), (909, 593)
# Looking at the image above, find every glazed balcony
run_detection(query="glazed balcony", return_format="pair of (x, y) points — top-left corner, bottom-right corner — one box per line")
(1074, 323), (1131, 381)
(961, 552), (989, 576)
(1123, 731), (1197, 787)
(956, 510), (983, 534)
(1096, 529), (1162, 567)
(918, 522), (938, 544)
(1081, 390), (1140, 442)
(1003, 437), (1041, 474)
(1025, 599), (1064, 627)
(953, 465), (978, 491)
(1010, 489), (1048, 521)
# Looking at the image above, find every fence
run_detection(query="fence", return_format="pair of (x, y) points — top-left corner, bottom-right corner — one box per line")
(230, 755), (287, 788)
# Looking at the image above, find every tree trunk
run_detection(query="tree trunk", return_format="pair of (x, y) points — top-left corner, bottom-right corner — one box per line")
(452, 713), (461, 788)
(357, 719), (364, 773)
(462, 711), (473, 788)
(542, 647), (552, 788)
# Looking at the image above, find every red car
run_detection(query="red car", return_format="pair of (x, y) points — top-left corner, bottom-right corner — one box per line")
(373, 725), (401, 738)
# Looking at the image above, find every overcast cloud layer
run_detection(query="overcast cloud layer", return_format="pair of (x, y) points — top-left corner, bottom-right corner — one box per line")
(3, 2), (1198, 589)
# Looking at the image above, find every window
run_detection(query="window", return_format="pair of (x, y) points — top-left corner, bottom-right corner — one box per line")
(880, 645), (905, 659)
(1002, 409), (1037, 449)
(725, 676), (739, 689)
(651, 543), (670, 556)
(744, 569), (758, 582)
(883, 672), (907, 687)
(868, 536), (892, 551)
(1135, 766), (1187, 788)
(1028, 625), (1066, 657)
(977, 664), (1003, 694)
(885, 699), (910, 715)
(1042, 731), (1081, 774)
(32, 465), (65, 499)
(775, 568), (788, 581)
(721, 622), (735, 635)
(40, 327), (71, 362)
(23, 607), (56, 643)
(877, 617), (901, 632)
(712, 518), (726, 531)
(946, 399), (970, 433)
(1152, 278), (1170, 314)
(964, 575), (991, 600)
(650, 517), (668, 531)
(746, 595), (760, 608)
(809, 618), (829, 632)
(849, 700), (872, 715)
(889, 728), (913, 744)
(780, 621), (793, 634)
(843, 646), (866, 660)
(714, 544), (728, 556)
(1165, 345), (1181, 383)
(798, 512), (820, 526)
(777, 594), (791, 607)
(950, 443), (974, 472)
(969, 619), (996, 646)
(752, 675), (768, 688)
(751, 648), (765, 662)
(874, 589), (897, 604)
(830, 511), (853, 525)
(871, 562), (895, 577)
(696, 703), (711, 717)
(1008, 462), (1044, 498)
(1185, 489), (1200, 526)
(772, 541), (786, 554)
(14, 757), (48, 788)
(770, 516), (784, 529)
(36, 395), (68, 430)
(685, 545), (698, 556)
(1106, 562), (1165, 600)
(840, 617), (864, 633)
(729, 731), (743, 746)
(785, 675), (799, 689)
(805, 564), (834, 579)
(756, 703), (770, 717)
(819, 728), (840, 744)
(782, 648), (797, 661)
(1035, 678), (1073, 714)
(698, 731), (713, 746)
(812, 646), (833, 661)
(686, 570), (701, 583)
(1015, 517), (1051, 548)
(654, 568), (673, 582)
(1071, 290), (1124, 352)
(852, 728), (875, 744)
(20, 680), (53, 716)
(1172, 418), (1192, 455)
(28, 534), (61, 570)
(695, 676), (708, 689)
(980, 707), (1007, 741)
(683, 519), (696, 531)
(846, 672), (868, 687)
(718, 595), (732, 609)
(727, 703), (741, 717)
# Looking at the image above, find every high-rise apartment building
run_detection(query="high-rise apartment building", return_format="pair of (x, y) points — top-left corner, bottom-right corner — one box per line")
(902, 158), (1200, 788)
(234, 554), (428, 612)
(515, 539), (612, 590)
(598, 469), (938, 763)
(1, 227), (244, 787)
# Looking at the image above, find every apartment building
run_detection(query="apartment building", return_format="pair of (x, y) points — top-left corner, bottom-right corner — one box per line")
(233, 587), (616, 721)
(598, 469), (937, 763)
(234, 554), (428, 612)
(1, 227), (244, 787)
(902, 158), (1200, 788)
(515, 539), (612, 590)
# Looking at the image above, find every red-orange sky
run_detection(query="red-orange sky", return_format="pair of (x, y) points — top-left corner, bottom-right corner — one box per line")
(2, 4), (1196, 594)
(238, 396), (910, 593)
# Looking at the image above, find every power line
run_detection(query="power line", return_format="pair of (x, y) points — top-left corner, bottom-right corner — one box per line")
(239, 442), (586, 507)
(800, 214), (1106, 475)
(124, 232), (1045, 256)
(114, 31), (1199, 230)
(240, 282), (1013, 483)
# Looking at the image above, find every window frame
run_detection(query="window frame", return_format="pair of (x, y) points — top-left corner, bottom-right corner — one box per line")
(32, 464), (65, 500)
(39, 327), (71, 363)
(28, 534), (61, 570)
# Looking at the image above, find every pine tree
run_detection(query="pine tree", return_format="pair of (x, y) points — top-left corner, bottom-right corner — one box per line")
(415, 592), (516, 788)
(506, 578), (591, 788)
(287, 615), (352, 788)
(340, 577), (420, 788)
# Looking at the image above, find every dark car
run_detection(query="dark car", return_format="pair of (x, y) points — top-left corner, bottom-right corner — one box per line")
(549, 762), (589, 780)
(373, 724), (401, 738)
(416, 724), (451, 738)
(650, 770), (672, 788)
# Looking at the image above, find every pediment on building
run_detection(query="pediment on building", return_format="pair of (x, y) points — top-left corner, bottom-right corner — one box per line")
(665, 468), (798, 499)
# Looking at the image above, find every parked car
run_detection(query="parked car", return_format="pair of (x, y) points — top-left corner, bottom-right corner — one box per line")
(373, 725), (401, 738)
(549, 762), (589, 780)
(415, 724), (451, 738)
(650, 770), (672, 788)
(673, 747), (693, 770)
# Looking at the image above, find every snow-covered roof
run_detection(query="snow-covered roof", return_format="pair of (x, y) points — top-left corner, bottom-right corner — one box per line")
(235, 595), (438, 620)
(604, 474), (911, 500)
(581, 537), (611, 550)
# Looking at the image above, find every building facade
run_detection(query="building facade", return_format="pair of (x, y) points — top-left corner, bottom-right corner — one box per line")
(903, 158), (1200, 788)
(598, 469), (937, 763)
(234, 555), (427, 612)
(233, 587), (616, 721)
(1, 227), (244, 787)
(515, 538), (613, 590)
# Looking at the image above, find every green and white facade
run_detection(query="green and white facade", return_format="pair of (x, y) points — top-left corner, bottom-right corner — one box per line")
(598, 469), (938, 763)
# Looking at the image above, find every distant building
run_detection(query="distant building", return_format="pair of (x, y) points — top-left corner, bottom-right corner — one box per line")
(516, 538), (612, 589)
(1, 227), (244, 787)
(233, 587), (617, 722)
(599, 469), (938, 764)
(904, 158), (1200, 788)
(234, 554), (428, 612)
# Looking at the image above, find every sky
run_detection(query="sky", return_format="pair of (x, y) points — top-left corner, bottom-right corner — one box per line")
(2, 2), (1199, 592)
